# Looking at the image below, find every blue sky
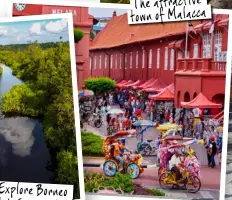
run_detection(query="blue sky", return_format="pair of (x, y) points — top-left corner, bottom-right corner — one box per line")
(0, 18), (69, 45)
(89, 8), (127, 18)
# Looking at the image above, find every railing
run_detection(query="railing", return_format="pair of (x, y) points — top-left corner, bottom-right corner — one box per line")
(176, 58), (226, 72)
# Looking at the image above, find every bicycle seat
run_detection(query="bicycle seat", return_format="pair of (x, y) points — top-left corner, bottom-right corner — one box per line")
(147, 140), (153, 143)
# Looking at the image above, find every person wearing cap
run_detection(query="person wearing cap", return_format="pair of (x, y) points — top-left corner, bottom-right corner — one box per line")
(113, 138), (131, 171)
(169, 149), (183, 181)
(209, 136), (217, 168)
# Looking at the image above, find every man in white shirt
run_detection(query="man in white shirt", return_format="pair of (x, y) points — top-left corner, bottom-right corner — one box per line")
(169, 150), (182, 181)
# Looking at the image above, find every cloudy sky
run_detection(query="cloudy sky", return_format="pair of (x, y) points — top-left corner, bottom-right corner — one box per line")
(89, 8), (127, 18)
(0, 18), (69, 45)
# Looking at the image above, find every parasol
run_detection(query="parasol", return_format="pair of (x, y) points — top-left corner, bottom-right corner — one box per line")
(107, 108), (124, 115)
(132, 120), (155, 127)
(78, 90), (94, 97)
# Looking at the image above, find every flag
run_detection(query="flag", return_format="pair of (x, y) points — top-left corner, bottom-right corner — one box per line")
(209, 14), (215, 34)
(188, 22), (197, 34)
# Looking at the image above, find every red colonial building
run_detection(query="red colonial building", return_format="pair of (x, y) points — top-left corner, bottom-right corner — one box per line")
(90, 13), (229, 107)
(12, 3), (95, 90)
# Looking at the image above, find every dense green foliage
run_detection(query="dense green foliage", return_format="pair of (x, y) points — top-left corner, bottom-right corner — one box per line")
(84, 77), (116, 95)
(74, 28), (85, 43)
(57, 150), (79, 199)
(81, 131), (104, 156)
(84, 172), (134, 193)
(0, 66), (2, 76)
(0, 42), (80, 198)
(2, 84), (45, 116)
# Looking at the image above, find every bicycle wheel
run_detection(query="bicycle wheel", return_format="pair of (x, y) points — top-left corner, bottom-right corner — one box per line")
(126, 163), (140, 179)
(94, 119), (102, 128)
(158, 166), (165, 177)
(185, 175), (201, 193)
(103, 160), (118, 177)
(142, 144), (152, 156)
(159, 172), (174, 190)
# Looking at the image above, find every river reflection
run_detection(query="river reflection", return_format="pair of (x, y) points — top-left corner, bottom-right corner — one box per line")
(0, 65), (53, 183)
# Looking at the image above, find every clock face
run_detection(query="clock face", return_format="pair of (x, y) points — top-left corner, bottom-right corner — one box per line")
(14, 3), (26, 11)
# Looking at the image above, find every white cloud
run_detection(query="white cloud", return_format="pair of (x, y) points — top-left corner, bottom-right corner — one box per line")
(29, 22), (41, 35)
(0, 27), (7, 36)
(45, 18), (68, 34)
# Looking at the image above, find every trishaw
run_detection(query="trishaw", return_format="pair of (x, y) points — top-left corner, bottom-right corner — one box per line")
(132, 120), (159, 156)
(157, 136), (201, 193)
(102, 130), (144, 179)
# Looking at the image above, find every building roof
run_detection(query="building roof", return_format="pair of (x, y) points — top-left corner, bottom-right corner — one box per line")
(90, 13), (229, 51)
(90, 13), (200, 50)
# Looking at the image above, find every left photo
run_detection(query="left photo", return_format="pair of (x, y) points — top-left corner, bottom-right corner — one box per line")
(0, 14), (81, 199)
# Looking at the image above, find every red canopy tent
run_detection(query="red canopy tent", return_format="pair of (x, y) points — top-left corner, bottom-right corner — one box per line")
(117, 80), (133, 88)
(157, 83), (174, 93)
(149, 87), (174, 101)
(180, 93), (222, 108)
(125, 80), (145, 89)
(120, 80), (136, 89)
(136, 78), (154, 89)
(116, 80), (127, 86)
(143, 78), (167, 92)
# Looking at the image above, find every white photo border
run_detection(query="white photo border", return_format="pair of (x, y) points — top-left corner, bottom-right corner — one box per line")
(0, 13), (85, 200)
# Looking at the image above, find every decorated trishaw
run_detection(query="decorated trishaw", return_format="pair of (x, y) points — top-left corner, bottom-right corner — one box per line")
(102, 130), (144, 179)
(157, 135), (201, 193)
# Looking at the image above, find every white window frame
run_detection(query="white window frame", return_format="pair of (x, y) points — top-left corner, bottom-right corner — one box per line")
(125, 54), (127, 69)
(142, 49), (145, 68)
(136, 51), (139, 68)
(193, 44), (199, 58)
(115, 54), (117, 69)
(214, 30), (222, 61)
(203, 32), (211, 58)
(170, 49), (175, 70)
(130, 52), (132, 69)
(94, 56), (97, 69)
(120, 54), (122, 69)
(164, 47), (168, 70)
(110, 55), (113, 69)
(149, 49), (152, 68)
(89, 57), (92, 70)
(156, 48), (160, 69)
(99, 55), (102, 69)
(104, 55), (107, 69)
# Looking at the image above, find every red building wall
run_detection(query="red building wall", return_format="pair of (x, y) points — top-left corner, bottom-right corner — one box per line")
(13, 4), (93, 90)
